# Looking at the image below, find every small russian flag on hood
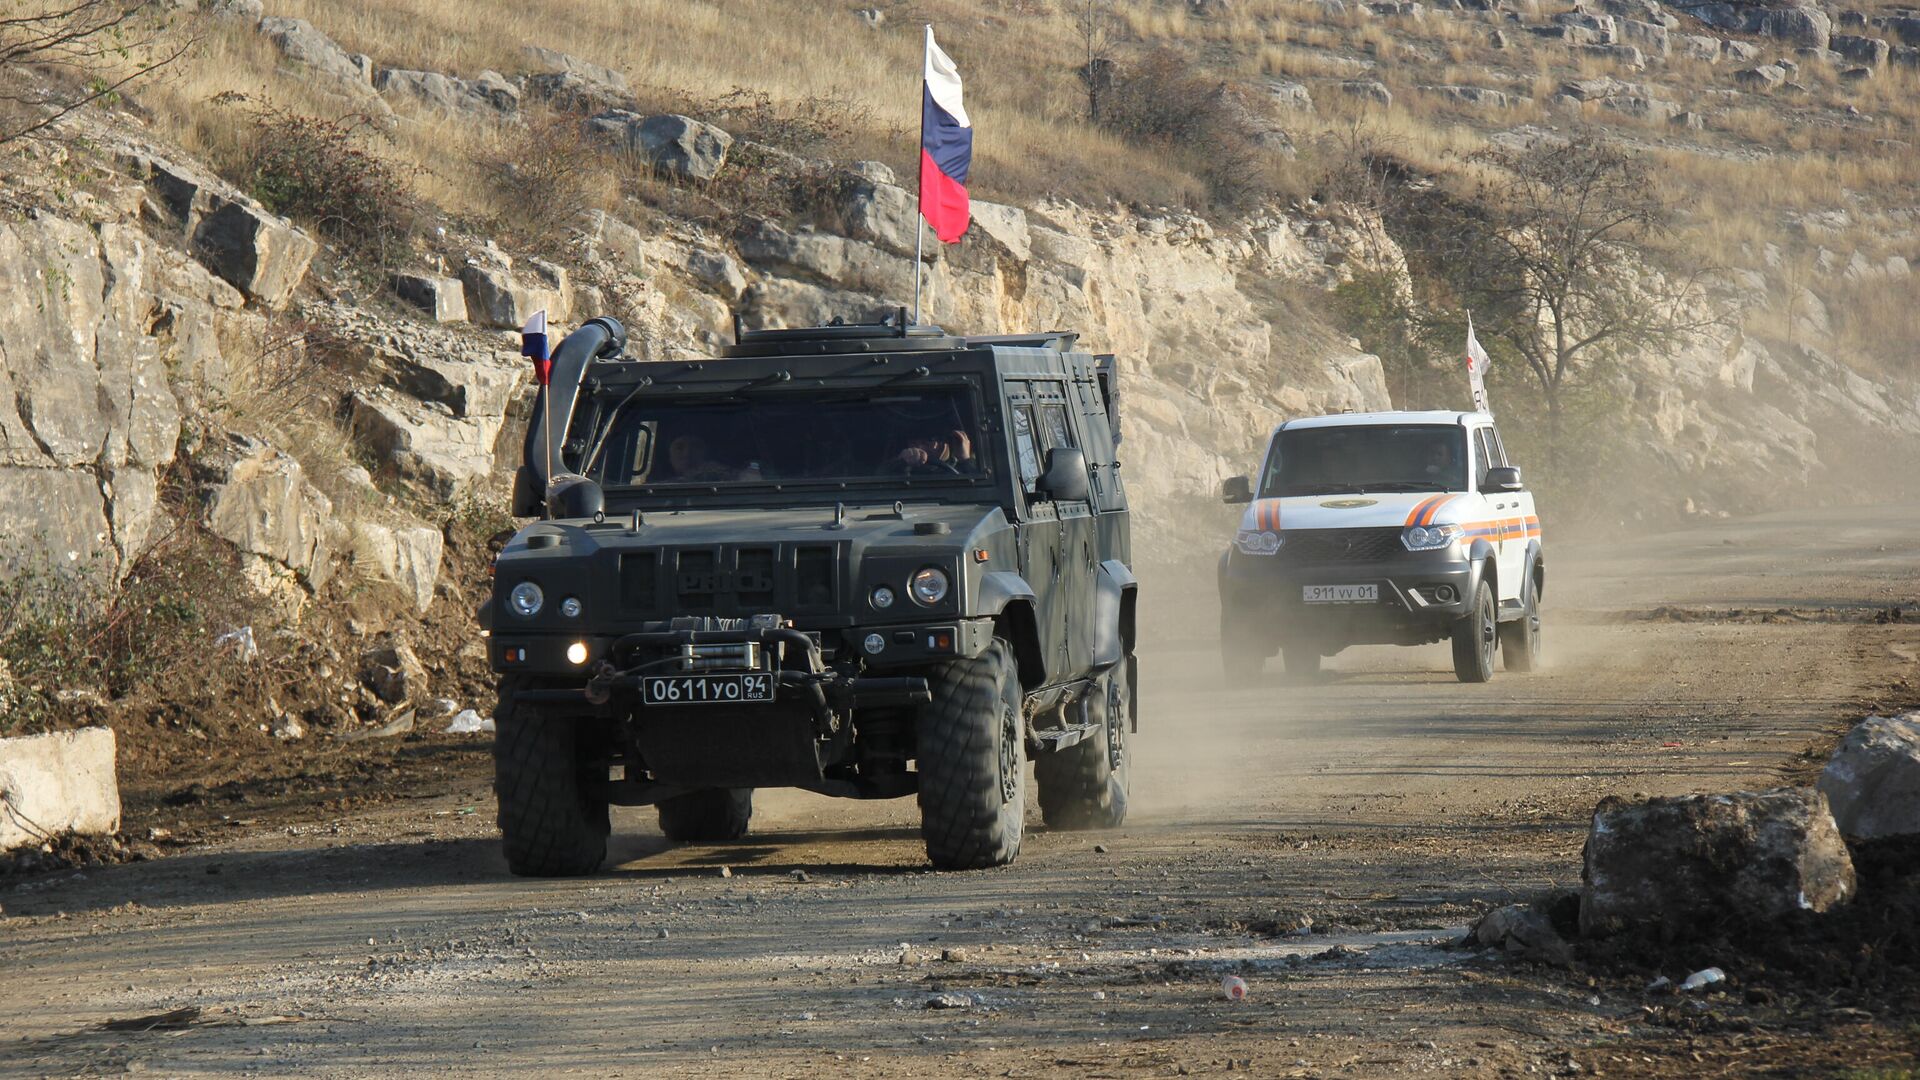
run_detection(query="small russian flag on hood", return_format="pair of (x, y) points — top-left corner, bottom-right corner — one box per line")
(919, 26), (971, 244)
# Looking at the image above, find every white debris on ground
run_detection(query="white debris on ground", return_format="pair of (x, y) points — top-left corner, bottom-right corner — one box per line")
(444, 709), (494, 734)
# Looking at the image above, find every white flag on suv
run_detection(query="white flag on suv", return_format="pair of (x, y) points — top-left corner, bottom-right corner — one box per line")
(1465, 313), (1492, 415)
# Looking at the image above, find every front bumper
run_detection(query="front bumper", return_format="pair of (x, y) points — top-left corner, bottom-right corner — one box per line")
(1218, 546), (1479, 647)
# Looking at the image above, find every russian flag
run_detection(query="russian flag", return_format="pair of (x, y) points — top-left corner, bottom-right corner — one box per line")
(919, 26), (971, 244)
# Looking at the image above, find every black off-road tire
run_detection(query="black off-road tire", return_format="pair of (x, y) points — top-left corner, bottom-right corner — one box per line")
(1451, 578), (1498, 684)
(657, 788), (754, 842)
(915, 637), (1027, 869)
(1501, 573), (1543, 672)
(1035, 661), (1131, 830)
(1282, 646), (1321, 678)
(493, 683), (610, 877)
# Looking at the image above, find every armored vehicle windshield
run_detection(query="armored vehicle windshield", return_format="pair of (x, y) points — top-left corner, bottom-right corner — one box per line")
(576, 387), (992, 491)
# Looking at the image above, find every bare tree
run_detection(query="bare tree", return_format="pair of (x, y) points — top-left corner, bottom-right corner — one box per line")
(1077, 0), (1114, 123)
(1420, 129), (1719, 470)
(1, 0), (189, 146)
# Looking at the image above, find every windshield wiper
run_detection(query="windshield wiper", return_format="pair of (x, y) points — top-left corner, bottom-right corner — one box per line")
(1353, 480), (1449, 492)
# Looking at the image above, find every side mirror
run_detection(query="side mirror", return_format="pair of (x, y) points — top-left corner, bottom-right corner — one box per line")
(1037, 447), (1090, 503)
(1482, 466), (1524, 494)
(547, 474), (605, 520)
(1221, 475), (1253, 504)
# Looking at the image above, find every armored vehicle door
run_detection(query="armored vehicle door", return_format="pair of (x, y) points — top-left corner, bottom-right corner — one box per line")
(1032, 381), (1100, 680)
(1007, 382), (1066, 683)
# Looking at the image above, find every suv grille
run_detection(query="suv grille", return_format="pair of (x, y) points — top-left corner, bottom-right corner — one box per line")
(1280, 527), (1404, 563)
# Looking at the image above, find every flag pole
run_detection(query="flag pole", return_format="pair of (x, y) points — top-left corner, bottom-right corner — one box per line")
(912, 24), (929, 327)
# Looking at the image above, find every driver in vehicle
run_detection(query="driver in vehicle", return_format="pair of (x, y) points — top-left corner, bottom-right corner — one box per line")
(895, 428), (977, 475)
(667, 434), (755, 482)
(1422, 438), (1457, 480)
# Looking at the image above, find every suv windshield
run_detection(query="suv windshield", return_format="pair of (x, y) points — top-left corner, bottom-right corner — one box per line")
(1259, 424), (1467, 497)
(576, 388), (988, 488)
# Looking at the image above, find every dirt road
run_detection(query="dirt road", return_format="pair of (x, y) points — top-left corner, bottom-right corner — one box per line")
(4, 506), (1917, 1078)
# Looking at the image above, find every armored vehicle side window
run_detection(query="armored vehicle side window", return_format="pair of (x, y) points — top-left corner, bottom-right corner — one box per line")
(1011, 406), (1041, 492)
(1040, 403), (1076, 452)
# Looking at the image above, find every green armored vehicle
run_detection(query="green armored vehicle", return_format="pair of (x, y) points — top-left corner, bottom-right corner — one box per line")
(484, 312), (1137, 874)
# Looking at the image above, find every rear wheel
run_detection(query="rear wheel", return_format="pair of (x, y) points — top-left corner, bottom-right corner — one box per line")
(1036, 661), (1131, 830)
(1451, 578), (1498, 684)
(1501, 573), (1543, 672)
(916, 638), (1026, 869)
(493, 681), (610, 877)
(657, 788), (754, 842)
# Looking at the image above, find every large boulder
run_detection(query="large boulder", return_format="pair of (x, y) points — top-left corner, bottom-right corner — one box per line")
(1749, 3), (1832, 47)
(375, 68), (517, 116)
(591, 112), (733, 181)
(1818, 713), (1920, 841)
(1830, 33), (1891, 64)
(382, 349), (523, 420)
(391, 271), (468, 323)
(190, 197), (319, 309)
(459, 259), (570, 329)
(520, 44), (629, 92)
(0, 727), (120, 851)
(257, 16), (380, 92)
(351, 520), (443, 613)
(1581, 787), (1856, 936)
(838, 178), (919, 256)
(204, 439), (334, 586)
(349, 386), (507, 496)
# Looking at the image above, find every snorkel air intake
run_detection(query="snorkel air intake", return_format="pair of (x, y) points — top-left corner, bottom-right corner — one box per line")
(522, 316), (627, 490)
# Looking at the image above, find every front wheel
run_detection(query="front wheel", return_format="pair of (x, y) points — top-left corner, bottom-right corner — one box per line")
(1451, 577), (1497, 684)
(1036, 660), (1131, 830)
(916, 638), (1027, 869)
(657, 788), (754, 842)
(1501, 573), (1542, 672)
(493, 682), (611, 877)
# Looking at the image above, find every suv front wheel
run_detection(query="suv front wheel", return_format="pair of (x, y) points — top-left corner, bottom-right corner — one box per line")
(915, 638), (1027, 869)
(1450, 578), (1497, 684)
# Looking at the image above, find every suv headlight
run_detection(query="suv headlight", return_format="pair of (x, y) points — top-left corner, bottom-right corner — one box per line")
(1233, 529), (1282, 556)
(910, 567), (951, 606)
(1402, 524), (1464, 551)
(508, 580), (544, 617)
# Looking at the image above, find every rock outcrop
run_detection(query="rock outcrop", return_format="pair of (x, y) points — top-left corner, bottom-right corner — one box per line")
(1818, 713), (1920, 841)
(0, 727), (121, 851)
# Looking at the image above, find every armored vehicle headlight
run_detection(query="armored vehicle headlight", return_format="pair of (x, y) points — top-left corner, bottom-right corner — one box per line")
(1233, 529), (1282, 556)
(1402, 524), (1464, 551)
(910, 567), (951, 606)
(560, 596), (583, 618)
(508, 581), (544, 617)
(871, 585), (896, 610)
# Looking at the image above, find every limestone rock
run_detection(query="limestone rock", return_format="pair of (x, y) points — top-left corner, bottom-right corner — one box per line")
(351, 520), (444, 613)
(1467, 903), (1573, 964)
(621, 113), (734, 181)
(1735, 63), (1789, 87)
(460, 261), (569, 329)
(391, 272), (468, 323)
(1620, 19), (1672, 55)
(1678, 33), (1724, 60)
(1420, 84), (1515, 108)
(1337, 79), (1393, 107)
(361, 638), (430, 703)
(685, 247), (748, 298)
(839, 179), (918, 256)
(1722, 38), (1763, 61)
(579, 209), (647, 274)
(1266, 79), (1315, 111)
(258, 17), (373, 86)
(190, 197), (318, 308)
(1749, 3), (1831, 48)
(969, 201), (1032, 262)
(1831, 33), (1891, 65)
(376, 68), (517, 116)
(1818, 713), (1920, 841)
(383, 349), (523, 419)
(350, 386), (507, 496)
(205, 440), (333, 587)
(1581, 787), (1855, 936)
(520, 44), (629, 93)
(0, 728), (120, 851)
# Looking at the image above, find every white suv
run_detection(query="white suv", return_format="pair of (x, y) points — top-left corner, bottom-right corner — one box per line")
(1216, 411), (1543, 682)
